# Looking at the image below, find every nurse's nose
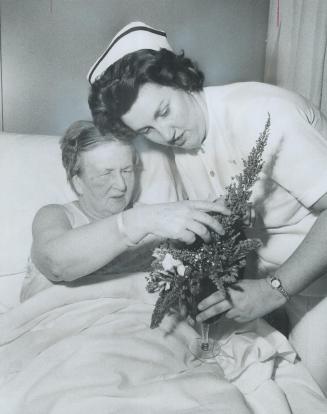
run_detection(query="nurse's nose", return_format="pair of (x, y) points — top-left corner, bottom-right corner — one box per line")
(156, 121), (174, 144)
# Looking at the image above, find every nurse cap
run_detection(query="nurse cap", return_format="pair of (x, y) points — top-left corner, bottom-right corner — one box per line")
(87, 21), (173, 84)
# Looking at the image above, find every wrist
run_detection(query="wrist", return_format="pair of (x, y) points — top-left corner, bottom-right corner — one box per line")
(117, 208), (147, 246)
(138, 203), (161, 236)
(116, 212), (137, 247)
(265, 273), (290, 304)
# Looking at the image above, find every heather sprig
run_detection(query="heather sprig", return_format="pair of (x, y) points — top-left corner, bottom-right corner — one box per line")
(147, 115), (270, 329)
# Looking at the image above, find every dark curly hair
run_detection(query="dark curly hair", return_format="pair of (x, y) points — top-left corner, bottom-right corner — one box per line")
(88, 49), (204, 137)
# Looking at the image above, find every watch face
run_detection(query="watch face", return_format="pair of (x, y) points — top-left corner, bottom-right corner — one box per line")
(271, 279), (281, 288)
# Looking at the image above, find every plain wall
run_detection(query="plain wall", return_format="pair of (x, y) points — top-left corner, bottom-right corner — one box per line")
(0, 4), (3, 132)
(0, 0), (269, 135)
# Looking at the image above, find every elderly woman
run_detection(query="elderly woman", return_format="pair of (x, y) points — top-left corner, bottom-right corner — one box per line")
(21, 120), (228, 301)
(88, 22), (327, 393)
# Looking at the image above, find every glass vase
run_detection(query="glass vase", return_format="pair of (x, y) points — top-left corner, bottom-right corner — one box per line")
(189, 321), (221, 360)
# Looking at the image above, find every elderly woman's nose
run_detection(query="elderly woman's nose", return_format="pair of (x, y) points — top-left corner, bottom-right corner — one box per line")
(113, 172), (127, 190)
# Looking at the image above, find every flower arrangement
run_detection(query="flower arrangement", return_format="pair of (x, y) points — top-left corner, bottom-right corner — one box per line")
(146, 116), (270, 329)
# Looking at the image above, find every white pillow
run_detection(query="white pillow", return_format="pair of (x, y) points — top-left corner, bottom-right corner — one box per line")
(0, 133), (75, 276)
(0, 273), (26, 310)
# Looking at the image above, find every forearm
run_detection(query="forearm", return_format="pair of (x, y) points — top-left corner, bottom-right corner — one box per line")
(33, 209), (149, 282)
(33, 199), (229, 282)
(275, 209), (327, 296)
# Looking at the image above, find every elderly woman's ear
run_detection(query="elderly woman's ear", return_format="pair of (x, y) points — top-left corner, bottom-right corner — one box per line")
(72, 174), (83, 196)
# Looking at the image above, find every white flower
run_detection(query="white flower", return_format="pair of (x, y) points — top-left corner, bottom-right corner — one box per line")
(158, 280), (171, 291)
(177, 264), (186, 277)
(162, 253), (183, 273)
(164, 282), (171, 291)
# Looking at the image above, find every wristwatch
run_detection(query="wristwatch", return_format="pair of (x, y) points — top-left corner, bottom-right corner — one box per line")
(266, 275), (290, 301)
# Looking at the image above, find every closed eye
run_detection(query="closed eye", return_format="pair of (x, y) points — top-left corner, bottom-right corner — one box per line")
(138, 126), (152, 135)
(158, 104), (169, 118)
(137, 103), (170, 135)
(122, 167), (133, 173)
(101, 170), (113, 176)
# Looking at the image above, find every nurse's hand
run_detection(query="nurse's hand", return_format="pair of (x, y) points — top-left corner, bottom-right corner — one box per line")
(196, 278), (287, 324)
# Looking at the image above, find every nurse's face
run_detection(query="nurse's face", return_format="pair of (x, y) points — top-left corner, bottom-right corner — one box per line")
(122, 83), (207, 150)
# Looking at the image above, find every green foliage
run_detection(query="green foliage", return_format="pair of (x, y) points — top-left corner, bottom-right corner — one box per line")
(147, 115), (270, 329)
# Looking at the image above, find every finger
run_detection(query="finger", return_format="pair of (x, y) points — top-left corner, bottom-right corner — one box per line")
(187, 200), (231, 216)
(196, 299), (232, 323)
(179, 304), (188, 319)
(210, 200), (231, 215)
(187, 316), (196, 326)
(192, 211), (225, 235)
(197, 290), (226, 311)
(185, 220), (211, 243)
(177, 229), (196, 245)
(224, 308), (239, 319)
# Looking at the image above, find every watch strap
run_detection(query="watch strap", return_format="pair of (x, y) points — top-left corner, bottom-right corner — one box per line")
(266, 275), (290, 301)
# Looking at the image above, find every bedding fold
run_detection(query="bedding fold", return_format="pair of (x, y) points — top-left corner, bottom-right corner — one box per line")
(0, 272), (326, 414)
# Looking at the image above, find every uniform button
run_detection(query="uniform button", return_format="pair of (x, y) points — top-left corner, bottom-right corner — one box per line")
(209, 170), (215, 177)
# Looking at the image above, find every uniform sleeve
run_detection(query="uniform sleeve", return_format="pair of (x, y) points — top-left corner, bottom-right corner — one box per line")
(237, 94), (327, 209)
(133, 136), (185, 204)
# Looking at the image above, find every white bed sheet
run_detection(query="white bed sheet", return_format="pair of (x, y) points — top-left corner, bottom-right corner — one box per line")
(0, 272), (326, 414)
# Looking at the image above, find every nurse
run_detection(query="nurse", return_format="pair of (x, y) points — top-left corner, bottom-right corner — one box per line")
(88, 22), (327, 393)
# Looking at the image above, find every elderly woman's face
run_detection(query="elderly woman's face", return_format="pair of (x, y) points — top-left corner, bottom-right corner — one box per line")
(75, 141), (136, 218)
(122, 83), (207, 150)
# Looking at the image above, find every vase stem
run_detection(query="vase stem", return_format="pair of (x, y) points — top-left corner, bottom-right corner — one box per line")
(200, 323), (210, 351)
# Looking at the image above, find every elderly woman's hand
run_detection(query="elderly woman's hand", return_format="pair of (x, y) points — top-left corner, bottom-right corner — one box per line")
(143, 200), (230, 244)
(196, 278), (287, 324)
